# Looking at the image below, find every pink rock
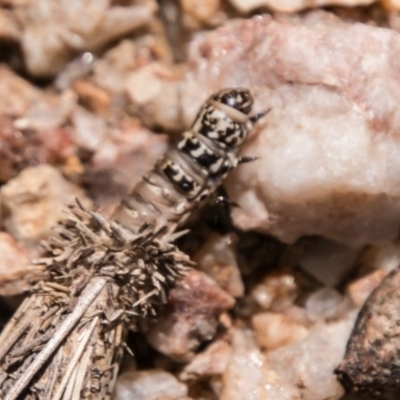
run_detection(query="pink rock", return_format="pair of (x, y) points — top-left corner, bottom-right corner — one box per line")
(228, 0), (374, 13)
(147, 270), (235, 362)
(346, 270), (387, 307)
(252, 312), (309, 350)
(269, 313), (357, 400)
(250, 269), (297, 311)
(1, 164), (91, 241)
(0, 114), (73, 183)
(0, 232), (42, 296)
(180, 340), (232, 380)
(17, 0), (157, 76)
(114, 370), (188, 400)
(220, 329), (301, 400)
(193, 233), (244, 298)
(178, 12), (400, 247)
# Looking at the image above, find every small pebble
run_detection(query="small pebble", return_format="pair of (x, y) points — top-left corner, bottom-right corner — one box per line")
(252, 312), (309, 350)
(346, 270), (387, 308)
(113, 370), (188, 400)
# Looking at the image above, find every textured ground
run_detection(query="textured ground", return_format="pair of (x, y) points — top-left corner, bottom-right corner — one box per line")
(1, 1), (400, 399)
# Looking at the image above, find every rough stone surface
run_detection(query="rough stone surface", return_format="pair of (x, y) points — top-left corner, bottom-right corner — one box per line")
(336, 266), (400, 399)
(250, 269), (298, 311)
(154, 397), (192, 400)
(0, 66), (45, 117)
(269, 313), (357, 400)
(124, 63), (184, 132)
(0, 67), (76, 131)
(298, 238), (359, 286)
(0, 8), (19, 41)
(0, 232), (42, 296)
(346, 270), (387, 308)
(220, 329), (301, 400)
(15, 0), (157, 77)
(147, 270), (235, 362)
(180, 340), (232, 381)
(305, 287), (347, 322)
(228, 0), (374, 13)
(359, 241), (400, 273)
(1, 164), (91, 241)
(383, 0), (400, 11)
(113, 370), (188, 400)
(177, 12), (400, 247)
(252, 312), (309, 350)
(0, 114), (72, 183)
(193, 233), (244, 298)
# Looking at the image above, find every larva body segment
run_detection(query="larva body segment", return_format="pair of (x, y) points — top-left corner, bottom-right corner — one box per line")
(0, 88), (265, 400)
(112, 88), (265, 234)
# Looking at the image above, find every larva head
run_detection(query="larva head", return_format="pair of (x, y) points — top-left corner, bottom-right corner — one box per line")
(193, 88), (255, 148)
(210, 88), (254, 115)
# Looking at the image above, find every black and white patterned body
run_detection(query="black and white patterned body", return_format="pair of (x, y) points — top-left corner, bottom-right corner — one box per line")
(112, 88), (266, 233)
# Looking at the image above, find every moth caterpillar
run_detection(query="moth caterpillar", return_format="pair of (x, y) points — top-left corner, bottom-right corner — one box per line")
(0, 88), (266, 400)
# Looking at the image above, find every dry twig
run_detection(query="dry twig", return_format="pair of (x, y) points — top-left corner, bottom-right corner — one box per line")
(0, 205), (191, 400)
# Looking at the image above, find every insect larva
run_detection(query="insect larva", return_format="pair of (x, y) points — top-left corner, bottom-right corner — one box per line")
(0, 88), (266, 400)
(112, 88), (267, 234)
